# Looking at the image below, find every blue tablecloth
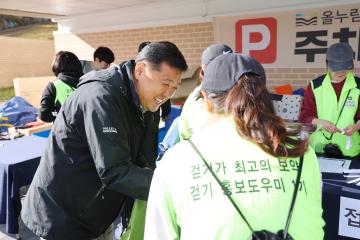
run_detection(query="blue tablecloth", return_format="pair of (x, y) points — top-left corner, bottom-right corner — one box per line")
(0, 135), (48, 234)
(322, 160), (360, 240)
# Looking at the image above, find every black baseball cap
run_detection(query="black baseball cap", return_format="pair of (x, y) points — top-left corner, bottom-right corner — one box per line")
(326, 42), (354, 72)
(201, 44), (233, 65)
(201, 53), (266, 92)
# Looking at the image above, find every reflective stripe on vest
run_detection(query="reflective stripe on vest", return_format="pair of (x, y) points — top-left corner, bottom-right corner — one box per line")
(310, 72), (360, 156)
(54, 80), (75, 105)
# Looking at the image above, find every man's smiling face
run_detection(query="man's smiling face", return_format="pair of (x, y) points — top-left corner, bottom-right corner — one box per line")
(134, 61), (182, 112)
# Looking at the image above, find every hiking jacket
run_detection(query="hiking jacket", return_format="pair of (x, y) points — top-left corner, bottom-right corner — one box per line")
(22, 61), (154, 239)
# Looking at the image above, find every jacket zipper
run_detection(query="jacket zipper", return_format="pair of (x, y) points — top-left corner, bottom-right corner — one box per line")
(79, 185), (106, 216)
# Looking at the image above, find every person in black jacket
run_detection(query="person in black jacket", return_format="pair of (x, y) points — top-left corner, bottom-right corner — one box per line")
(93, 46), (115, 70)
(138, 41), (172, 165)
(39, 51), (83, 122)
(21, 41), (188, 240)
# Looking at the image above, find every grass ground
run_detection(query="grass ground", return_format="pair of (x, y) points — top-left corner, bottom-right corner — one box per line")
(0, 87), (14, 103)
(1, 23), (57, 40)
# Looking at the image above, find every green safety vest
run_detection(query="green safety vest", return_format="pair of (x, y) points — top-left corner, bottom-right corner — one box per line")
(310, 72), (360, 157)
(54, 80), (76, 105)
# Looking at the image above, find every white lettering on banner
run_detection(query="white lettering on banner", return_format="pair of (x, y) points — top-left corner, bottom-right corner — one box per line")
(242, 24), (271, 55)
(339, 196), (360, 239)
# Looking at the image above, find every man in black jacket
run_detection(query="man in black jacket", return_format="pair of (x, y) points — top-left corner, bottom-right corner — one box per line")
(138, 41), (172, 166)
(93, 46), (115, 70)
(21, 41), (188, 240)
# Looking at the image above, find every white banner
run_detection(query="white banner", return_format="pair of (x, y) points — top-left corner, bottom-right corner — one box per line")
(339, 196), (360, 239)
(215, 3), (360, 68)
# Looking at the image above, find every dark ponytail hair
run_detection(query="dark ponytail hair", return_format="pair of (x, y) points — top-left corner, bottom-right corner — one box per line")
(204, 73), (307, 157)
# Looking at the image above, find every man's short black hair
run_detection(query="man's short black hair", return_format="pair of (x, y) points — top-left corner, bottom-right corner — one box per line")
(135, 41), (188, 72)
(93, 46), (115, 64)
(138, 41), (151, 53)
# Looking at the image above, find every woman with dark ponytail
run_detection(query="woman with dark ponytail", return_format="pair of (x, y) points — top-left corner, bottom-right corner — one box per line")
(145, 53), (324, 240)
(222, 72), (308, 158)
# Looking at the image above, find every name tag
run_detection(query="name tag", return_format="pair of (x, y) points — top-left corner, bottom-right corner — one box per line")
(345, 99), (355, 107)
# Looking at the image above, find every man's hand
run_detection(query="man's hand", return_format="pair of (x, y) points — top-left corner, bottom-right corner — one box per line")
(312, 118), (341, 133)
(344, 120), (360, 136)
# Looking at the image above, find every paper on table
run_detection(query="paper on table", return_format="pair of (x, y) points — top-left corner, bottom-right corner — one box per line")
(344, 175), (360, 178)
(343, 168), (360, 174)
(158, 120), (165, 129)
(317, 157), (351, 173)
(346, 177), (360, 184)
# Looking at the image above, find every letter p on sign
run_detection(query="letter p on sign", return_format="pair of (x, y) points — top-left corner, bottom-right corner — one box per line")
(236, 17), (277, 63)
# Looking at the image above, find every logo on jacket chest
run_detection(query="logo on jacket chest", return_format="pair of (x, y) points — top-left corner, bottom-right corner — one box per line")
(103, 126), (118, 133)
(345, 96), (355, 108)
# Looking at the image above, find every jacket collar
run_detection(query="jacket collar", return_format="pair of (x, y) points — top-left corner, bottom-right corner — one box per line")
(78, 62), (145, 120)
(119, 60), (143, 113)
(324, 71), (356, 93)
(118, 61), (146, 126)
(57, 72), (81, 88)
(121, 60), (143, 113)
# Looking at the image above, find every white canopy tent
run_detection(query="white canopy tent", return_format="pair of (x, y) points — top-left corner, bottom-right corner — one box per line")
(0, 0), (358, 33)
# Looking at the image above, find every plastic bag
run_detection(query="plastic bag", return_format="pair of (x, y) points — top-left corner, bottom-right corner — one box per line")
(0, 96), (37, 133)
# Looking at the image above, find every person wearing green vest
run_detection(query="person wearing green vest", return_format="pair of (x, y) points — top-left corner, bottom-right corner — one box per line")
(178, 44), (233, 140)
(39, 51), (83, 122)
(145, 53), (324, 240)
(300, 42), (360, 157)
(157, 44), (233, 160)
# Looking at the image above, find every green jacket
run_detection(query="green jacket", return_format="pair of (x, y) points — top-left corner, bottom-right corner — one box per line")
(310, 72), (360, 156)
(145, 117), (324, 240)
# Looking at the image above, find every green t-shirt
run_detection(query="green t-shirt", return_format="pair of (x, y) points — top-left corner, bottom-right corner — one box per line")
(145, 117), (324, 240)
(178, 85), (206, 140)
